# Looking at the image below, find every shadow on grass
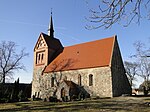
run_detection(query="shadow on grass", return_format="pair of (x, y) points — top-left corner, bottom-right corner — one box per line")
(0, 97), (149, 112)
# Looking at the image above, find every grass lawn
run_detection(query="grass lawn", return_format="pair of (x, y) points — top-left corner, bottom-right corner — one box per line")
(0, 96), (150, 112)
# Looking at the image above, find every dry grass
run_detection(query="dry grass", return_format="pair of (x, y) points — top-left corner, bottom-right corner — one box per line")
(0, 96), (150, 112)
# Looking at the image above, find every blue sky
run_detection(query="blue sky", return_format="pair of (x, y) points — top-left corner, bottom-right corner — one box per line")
(0, 0), (150, 85)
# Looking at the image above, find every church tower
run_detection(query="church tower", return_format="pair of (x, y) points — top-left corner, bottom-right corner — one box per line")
(32, 13), (63, 98)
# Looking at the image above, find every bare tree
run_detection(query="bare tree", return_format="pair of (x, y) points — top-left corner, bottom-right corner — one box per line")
(133, 41), (150, 81)
(86, 0), (150, 29)
(0, 41), (29, 83)
(132, 41), (150, 94)
(124, 61), (138, 88)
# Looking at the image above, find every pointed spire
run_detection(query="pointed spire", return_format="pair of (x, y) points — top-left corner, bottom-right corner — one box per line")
(48, 10), (54, 37)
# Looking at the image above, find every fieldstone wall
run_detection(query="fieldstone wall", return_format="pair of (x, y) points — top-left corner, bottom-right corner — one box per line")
(35, 66), (113, 100)
(32, 66), (46, 98)
(111, 38), (132, 96)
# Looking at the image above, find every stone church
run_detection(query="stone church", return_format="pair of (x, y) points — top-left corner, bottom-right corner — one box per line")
(32, 15), (131, 101)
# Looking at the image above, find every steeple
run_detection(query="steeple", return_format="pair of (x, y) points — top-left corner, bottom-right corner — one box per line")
(48, 11), (54, 37)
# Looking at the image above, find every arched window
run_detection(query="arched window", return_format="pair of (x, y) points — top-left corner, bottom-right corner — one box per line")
(61, 88), (65, 98)
(41, 53), (44, 63)
(89, 74), (93, 86)
(51, 77), (54, 87)
(41, 53), (44, 60)
(78, 74), (81, 86)
(38, 54), (41, 61)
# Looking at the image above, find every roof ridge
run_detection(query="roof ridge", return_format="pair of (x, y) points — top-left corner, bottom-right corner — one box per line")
(65, 36), (115, 48)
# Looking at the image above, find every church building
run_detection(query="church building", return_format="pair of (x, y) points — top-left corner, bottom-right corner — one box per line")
(32, 14), (131, 101)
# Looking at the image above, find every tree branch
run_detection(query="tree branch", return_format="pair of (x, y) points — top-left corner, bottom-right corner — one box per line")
(86, 0), (150, 29)
(0, 41), (29, 83)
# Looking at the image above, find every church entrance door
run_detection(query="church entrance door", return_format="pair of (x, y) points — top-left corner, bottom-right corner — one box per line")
(61, 88), (66, 101)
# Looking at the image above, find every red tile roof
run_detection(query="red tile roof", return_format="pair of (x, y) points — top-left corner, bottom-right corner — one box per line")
(44, 36), (116, 73)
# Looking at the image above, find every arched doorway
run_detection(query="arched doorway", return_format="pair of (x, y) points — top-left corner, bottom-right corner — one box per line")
(61, 88), (66, 101)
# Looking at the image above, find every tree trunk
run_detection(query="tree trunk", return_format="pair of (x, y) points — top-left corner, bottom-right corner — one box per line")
(2, 74), (5, 84)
